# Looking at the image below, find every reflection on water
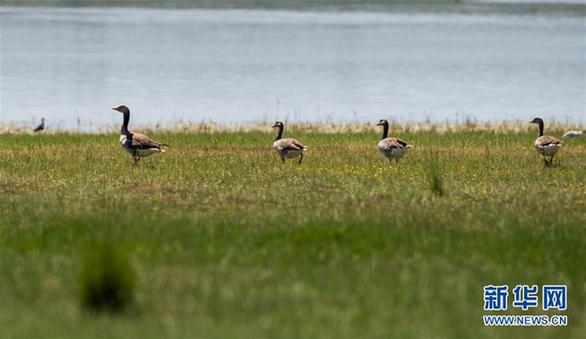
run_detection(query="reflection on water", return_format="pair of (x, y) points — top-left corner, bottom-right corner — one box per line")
(0, 6), (584, 129)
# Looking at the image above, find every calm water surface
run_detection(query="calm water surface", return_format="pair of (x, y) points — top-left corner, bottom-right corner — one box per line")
(1, 6), (584, 128)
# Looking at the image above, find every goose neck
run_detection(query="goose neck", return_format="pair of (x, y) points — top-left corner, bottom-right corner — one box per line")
(275, 125), (284, 141)
(381, 122), (389, 140)
(121, 112), (131, 136)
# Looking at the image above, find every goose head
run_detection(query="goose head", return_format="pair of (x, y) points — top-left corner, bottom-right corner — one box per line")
(530, 117), (545, 137)
(376, 119), (389, 127)
(529, 117), (544, 125)
(112, 105), (130, 114)
(272, 121), (284, 129)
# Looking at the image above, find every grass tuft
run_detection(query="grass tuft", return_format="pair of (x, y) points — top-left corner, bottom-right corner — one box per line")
(427, 147), (445, 196)
(78, 239), (136, 313)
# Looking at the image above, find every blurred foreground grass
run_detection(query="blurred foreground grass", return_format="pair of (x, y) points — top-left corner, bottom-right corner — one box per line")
(0, 126), (585, 338)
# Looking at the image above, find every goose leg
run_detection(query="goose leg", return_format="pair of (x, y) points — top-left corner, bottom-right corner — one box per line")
(281, 157), (286, 164)
(395, 158), (399, 164)
(133, 156), (140, 166)
(298, 153), (304, 164)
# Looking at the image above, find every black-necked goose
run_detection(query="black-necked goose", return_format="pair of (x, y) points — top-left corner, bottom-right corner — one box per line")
(33, 118), (45, 133)
(376, 119), (412, 163)
(112, 105), (168, 165)
(272, 121), (306, 164)
(530, 117), (563, 166)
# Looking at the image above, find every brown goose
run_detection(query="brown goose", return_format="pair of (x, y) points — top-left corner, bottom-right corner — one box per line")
(112, 105), (168, 165)
(272, 121), (306, 164)
(530, 117), (562, 166)
(376, 119), (412, 163)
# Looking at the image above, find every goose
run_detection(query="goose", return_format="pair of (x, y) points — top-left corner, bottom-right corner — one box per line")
(272, 121), (306, 164)
(376, 119), (412, 163)
(33, 118), (45, 133)
(562, 130), (584, 139)
(112, 105), (168, 165)
(530, 117), (563, 166)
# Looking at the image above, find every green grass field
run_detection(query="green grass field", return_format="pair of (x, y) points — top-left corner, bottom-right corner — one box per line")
(1, 125), (585, 338)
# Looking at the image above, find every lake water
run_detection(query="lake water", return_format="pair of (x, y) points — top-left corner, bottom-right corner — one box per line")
(0, 5), (584, 129)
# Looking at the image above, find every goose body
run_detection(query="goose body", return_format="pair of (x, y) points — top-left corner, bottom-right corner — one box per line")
(113, 105), (167, 165)
(534, 135), (562, 156)
(376, 119), (412, 163)
(530, 117), (562, 166)
(272, 121), (306, 164)
(378, 137), (411, 160)
(119, 133), (166, 158)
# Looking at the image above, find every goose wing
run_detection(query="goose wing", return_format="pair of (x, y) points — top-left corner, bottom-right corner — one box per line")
(278, 138), (305, 151)
(130, 132), (165, 149)
(535, 135), (563, 147)
(380, 137), (408, 149)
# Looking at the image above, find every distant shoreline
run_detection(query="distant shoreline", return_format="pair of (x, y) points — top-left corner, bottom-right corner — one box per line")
(1, 0), (585, 16)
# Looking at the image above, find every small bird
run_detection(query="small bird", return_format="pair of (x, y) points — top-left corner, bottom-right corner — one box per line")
(272, 121), (306, 164)
(33, 118), (45, 133)
(376, 119), (412, 163)
(562, 130), (584, 139)
(112, 105), (168, 165)
(530, 117), (563, 167)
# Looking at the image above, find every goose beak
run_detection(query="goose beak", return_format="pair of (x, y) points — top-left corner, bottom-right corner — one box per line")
(112, 107), (119, 112)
